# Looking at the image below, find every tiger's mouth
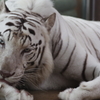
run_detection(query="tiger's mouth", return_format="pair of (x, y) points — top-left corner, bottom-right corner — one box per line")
(0, 79), (15, 86)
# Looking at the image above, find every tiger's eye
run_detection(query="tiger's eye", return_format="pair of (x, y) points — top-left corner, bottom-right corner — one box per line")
(0, 39), (5, 46)
(24, 48), (31, 52)
(22, 48), (31, 54)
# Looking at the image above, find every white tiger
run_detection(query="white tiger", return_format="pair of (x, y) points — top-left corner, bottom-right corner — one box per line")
(0, 0), (100, 100)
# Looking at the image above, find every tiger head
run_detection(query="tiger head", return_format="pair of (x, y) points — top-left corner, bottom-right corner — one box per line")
(0, 0), (55, 89)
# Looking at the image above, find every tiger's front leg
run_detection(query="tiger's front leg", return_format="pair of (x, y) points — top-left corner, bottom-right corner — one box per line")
(59, 75), (100, 100)
(0, 81), (33, 100)
(59, 54), (100, 100)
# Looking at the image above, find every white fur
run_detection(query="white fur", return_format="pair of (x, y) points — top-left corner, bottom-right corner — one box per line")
(0, 82), (33, 100)
(6, 0), (54, 17)
(3, 0), (100, 100)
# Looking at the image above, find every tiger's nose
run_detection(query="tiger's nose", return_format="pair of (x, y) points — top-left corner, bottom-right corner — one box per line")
(0, 71), (15, 79)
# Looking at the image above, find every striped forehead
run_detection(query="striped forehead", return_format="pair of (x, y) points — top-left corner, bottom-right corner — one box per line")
(0, 10), (45, 47)
(0, 9), (44, 36)
(8, 9), (43, 25)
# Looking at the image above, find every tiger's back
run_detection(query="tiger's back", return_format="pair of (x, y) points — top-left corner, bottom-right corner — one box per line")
(63, 16), (100, 61)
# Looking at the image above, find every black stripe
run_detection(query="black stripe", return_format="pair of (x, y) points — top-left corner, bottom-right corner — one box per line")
(28, 28), (35, 35)
(52, 31), (56, 53)
(31, 12), (42, 18)
(25, 66), (38, 73)
(39, 46), (45, 65)
(30, 43), (35, 47)
(71, 20), (93, 54)
(23, 64), (26, 69)
(27, 61), (34, 66)
(66, 22), (76, 37)
(9, 13), (22, 18)
(61, 43), (76, 74)
(3, 29), (11, 41)
(9, 16), (21, 20)
(81, 22), (100, 43)
(73, 23), (93, 55)
(10, 10), (26, 17)
(28, 18), (41, 25)
(8, 32), (11, 41)
(27, 35), (32, 41)
(84, 23), (100, 40)
(23, 25), (27, 30)
(36, 47), (41, 59)
(60, 36), (69, 58)
(85, 45), (92, 55)
(28, 54), (35, 61)
(29, 62), (34, 66)
(73, 20), (100, 44)
(28, 52), (34, 56)
(53, 34), (60, 54)
(93, 67), (96, 79)
(16, 9), (28, 18)
(15, 21), (21, 25)
(54, 40), (63, 59)
(22, 36), (27, 46)
(82, 53), (88, 81)
(53, 32), (62, 59)
(75, 23), (93, 54)
(20, 36), (24, 44)
(28, 22), (36, 28)
(3, 29), (11, 34)
(0, 32), (3, 36)
(20, 18), (27, 24)
(6, 22), (15, 26)
(16, 8), (28, 13)
(89, 39), (100, 61)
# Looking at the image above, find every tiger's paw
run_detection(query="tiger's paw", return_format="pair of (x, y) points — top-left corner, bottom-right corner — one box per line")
(0, 81), (34, 100)
(58, 88), (73, 100)
(58, 88), (76, 100)
(58, 87), (86, 100)
(18, 90), (34, 100)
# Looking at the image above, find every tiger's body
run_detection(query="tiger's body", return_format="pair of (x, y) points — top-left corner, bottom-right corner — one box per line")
(40, 15), (100, 89)
(0, 0), (100, 100)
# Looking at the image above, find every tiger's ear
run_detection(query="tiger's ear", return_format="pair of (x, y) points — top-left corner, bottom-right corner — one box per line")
(0, 0), (10, 13)
(44, 13), (56, 31)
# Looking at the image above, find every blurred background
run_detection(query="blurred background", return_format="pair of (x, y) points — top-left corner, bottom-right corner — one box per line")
(53, 0), (100, 21)
(3, 0), (100, 21)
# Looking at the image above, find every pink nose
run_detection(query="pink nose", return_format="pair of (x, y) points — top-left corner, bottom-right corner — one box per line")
(0, 71), (15, 79)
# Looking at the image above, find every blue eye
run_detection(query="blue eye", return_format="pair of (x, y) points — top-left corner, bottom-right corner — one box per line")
(21, 48), (31, 54)
(0, 39), (5, 46)
(24, 48), (31, 53)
